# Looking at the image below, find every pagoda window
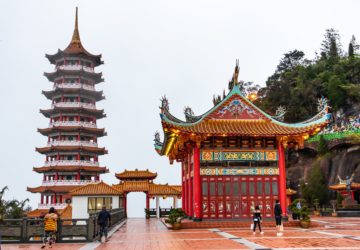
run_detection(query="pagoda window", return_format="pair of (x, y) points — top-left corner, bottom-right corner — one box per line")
(249, 182), (255, 196)
(68, 136), (74, 141)
(80, 156), (85, 161)
(67, 156), (73, 160)
(66, 175), (72, 180)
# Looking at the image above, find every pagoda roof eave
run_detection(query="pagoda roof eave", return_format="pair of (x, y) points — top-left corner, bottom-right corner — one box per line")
(42, 89), (105, 101)
(45, 49), (103, 66)
(33, 166), (109, 173)
(44, 70), (104, 84)
(38, 127), (106, 137)
(35, 146), (108, 155)
(70, 181), (122, 196)
(40, 108), (106, 119)
(27, 185), (79, 193)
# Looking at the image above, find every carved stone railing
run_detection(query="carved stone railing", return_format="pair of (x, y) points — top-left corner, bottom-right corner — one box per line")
(0, 208), (126, 244)
(52, 102), (96, 110)
(49, 121), (97, 128)
(44, 160), (99, 167)
(47, 140), (98, 147)
(57, 65), (94, 73)
(41, 180), (99, 186)
(55, 83), (95, 91)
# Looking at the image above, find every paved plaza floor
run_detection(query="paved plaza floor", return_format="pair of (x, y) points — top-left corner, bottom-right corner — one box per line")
(3, 217), (360, 250)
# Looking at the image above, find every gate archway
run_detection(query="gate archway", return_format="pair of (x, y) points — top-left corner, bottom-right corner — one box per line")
(113, 169), (182, 218)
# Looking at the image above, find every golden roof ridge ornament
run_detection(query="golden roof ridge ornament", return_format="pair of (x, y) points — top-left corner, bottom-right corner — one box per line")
(70, 7), (81, 45)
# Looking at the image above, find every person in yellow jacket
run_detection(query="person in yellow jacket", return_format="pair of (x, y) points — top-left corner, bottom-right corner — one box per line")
(41, 207), (58, 249)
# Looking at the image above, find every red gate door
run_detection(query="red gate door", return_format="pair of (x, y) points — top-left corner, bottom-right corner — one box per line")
(264, 177), (272, 217)
(248, 177), (256, 217)
(255, 177), (265, 216)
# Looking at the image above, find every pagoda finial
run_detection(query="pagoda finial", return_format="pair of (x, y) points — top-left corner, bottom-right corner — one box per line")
(70, 7), (81, 44)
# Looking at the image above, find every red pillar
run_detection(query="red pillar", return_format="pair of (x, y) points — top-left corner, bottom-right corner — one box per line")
(193, 145), (202, 221)
(77, 171), (80, 181)
(146, 193), (150, 210)
(52, 194), (56, 204)
(46, 195), (49, 204)
(278, 141), (287, 215)
(41, 194), (44, 204)
(188, 151), (193, 217)
(182, 162), (186, 211)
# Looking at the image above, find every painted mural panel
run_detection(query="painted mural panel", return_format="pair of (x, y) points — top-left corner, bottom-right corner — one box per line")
(200, 150), (278, 161)
(200, 167), (279, 176)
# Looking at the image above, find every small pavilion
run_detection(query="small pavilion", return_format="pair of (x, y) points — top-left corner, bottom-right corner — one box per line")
(113, 169), (181, 218)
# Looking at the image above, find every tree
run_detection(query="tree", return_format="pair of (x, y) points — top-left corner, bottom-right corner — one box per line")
(301, 164), (329, 206)
(321, 28), (342, 59)
(0, 186), (31, 219)
(348, 35), (359, 57)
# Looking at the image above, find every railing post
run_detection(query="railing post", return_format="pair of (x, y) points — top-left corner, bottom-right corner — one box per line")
(21, 218), (27, 243)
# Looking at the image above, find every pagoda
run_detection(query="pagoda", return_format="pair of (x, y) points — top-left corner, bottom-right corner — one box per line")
(27, 8), (108, 215)
(155, 62), (330, 220)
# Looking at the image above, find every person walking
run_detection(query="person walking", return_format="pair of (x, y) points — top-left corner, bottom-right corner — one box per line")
(252, 205), (264, 235)
(41, 207), (58, 249)
(97, 206), (112, 243)
(274, 200), (283, 236)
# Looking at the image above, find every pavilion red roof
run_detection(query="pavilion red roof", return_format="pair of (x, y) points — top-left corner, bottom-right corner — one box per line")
(35, 146), (108, 155)
(70, 182), (122, 196)
(27, 185), (78, 194)
(38, 127), (106, 137)
(115, 169), (157, 180)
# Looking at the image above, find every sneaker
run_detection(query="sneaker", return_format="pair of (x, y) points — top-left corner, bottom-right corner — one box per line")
(260, 231), (264, 234)
(41, 245), (46, 249)
(253, 232), (256, 235)
(277, 232), (283, 236)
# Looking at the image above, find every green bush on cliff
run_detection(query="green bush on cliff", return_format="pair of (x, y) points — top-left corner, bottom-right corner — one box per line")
(301, 164), (329, 206)
(317, 135), (329, 155)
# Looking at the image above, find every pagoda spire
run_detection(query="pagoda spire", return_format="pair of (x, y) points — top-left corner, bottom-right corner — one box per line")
(70, 7), (81, 45)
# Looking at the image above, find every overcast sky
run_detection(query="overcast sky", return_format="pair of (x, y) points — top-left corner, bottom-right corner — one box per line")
(0, 0), (358, 217)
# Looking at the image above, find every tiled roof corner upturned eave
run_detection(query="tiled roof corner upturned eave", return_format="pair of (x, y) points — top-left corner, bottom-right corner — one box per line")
(27, 204), (72, 219)
(160, 85), (329, 130)
(156, 84), (330, 156)
(70, 181), (122, 196)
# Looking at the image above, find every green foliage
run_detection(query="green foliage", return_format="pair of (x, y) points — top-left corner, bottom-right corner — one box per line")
(307, 129), (360, 142)
(0, 186), (31, 219)
(166, 208), (186, 224)
(301, 164), (329, 206)
(317, 135), (329, 155)
(289, 198), (311, 222)
(257, 29), (360, 123)
(337, 192), (344, 207)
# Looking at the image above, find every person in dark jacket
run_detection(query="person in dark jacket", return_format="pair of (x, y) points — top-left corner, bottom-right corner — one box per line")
(97, 206), (112, 242)
(274, 200), (282, 236)
(252, 206), (264, 235)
